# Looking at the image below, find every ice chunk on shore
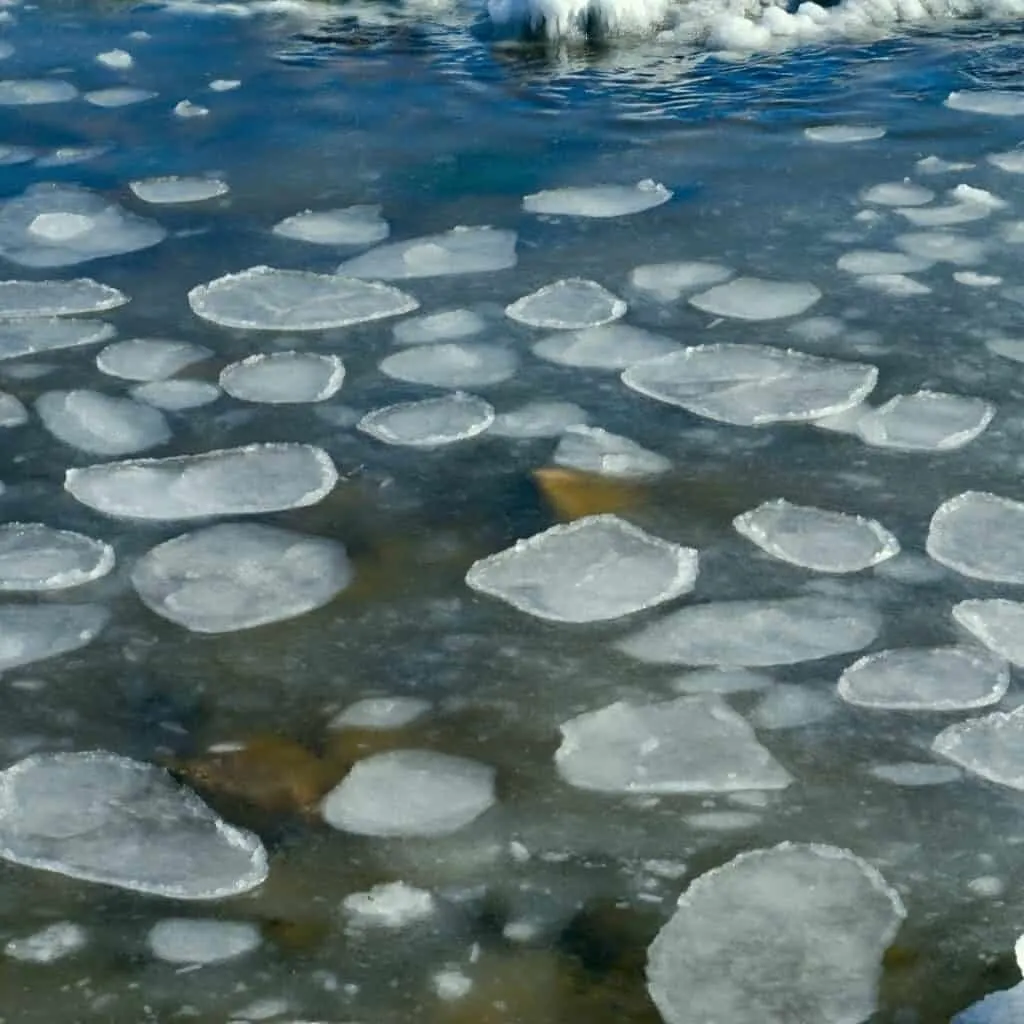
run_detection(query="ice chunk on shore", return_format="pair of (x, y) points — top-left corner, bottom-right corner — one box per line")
(466, 514), (698, 623)
(953, 600), (1024, 666)
(322, 750), (495, 837)
(148, 919), (260, 964)
(339, 226), (516, 279)
(0, 523), (113, 591)
(934, 707), (1024, 791)
(927, 491), (1024, 583)
(273, 205), (388, 246)
(0, 604), (108, 670)
(734, 499), (899, 573)
(37, 389), (172, 456)
(690, 277), (820, 320)
(132, 523), (352, 633)
(0, 318), (115, 360)
(220, 351), (344, 403)
(555, 696), (791, 793)
(189, 266), (418, 330)
(647, 843), (905, 1024)
(0, 752), (267, 898)
(855, 390), (993, 451)
(358, 393), (494, 447)
(532, 323), (678, 370)
(838, 646), (1008, 711)
(129, 176), (229, 204)
(617, 597), (880, 667)
(84, 87), (155, 107)
(628, 261), (733, 302)
(379, 343), (516, 389)
(96, 338), (211, 381)
(506, 278), (626, 329)
(553, 424), (670, 478)
(0, 278), (127, 317)
(523, 180), (671, 218)
(65, 443), (337, 520)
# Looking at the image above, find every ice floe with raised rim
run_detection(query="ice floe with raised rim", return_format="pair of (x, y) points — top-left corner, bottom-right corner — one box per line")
(646, 843), (905, 1024)
(5, 922), (86, 963)
(0, 80), (77, 105)
(0, 391), (26, 427)
(490, 400), (589, 438)
(147, 918), (260, 964)
(330, 697), (431, 730)
(927, 491), (1024, 583)
(690, 276), (820, 320)
(522, 180), (671, 218)
(555, 696), (790, 794)
(338, 226), (516, 280)
(838, 646), (1009, 711)
(895, 231), (987, 264)
(96, 338), (211, 381)
(84, 87), (155, 107)
(0, 751), (267, 898)
(836, 250), (932, 275)
(953, 600), (1024, 666)
(129, 176), (229, 204)
(273, 204), (389, 246)
(946, 90), (1024, 116)
(0, 523), (114, 591)
(343, 881), (436, 928)
(321, 749), (496, 837)
(749, 685), (835, 729)
(532, 323), (678, 370)
(220, 351), (344, 404)
(553, 424), (670, 478)
(0, 278), (127, 317)
(734, 498), (899, 573)
(392, 308), (485, 345)
(188, 266), (418, 330)
(131, 380), (220, 410)
(65, 443), (337, 520)
(855, 390), (994, 451)
(379, 342), (517, 389)
(131, 522), (353, 634)
(0, 184), (166, 268)
(934, 707), (1024, 791)
(465, 514), (697, 624)
(36, 389), (171, 456)
(628, 260), (733, 302)
(869, 762), (962, 786)
(622, 344), (877, 426)
(861, 181), (934, 206)
(616, 596), (880, 667)
(506, 278), (626, 330)
(358, 392), (493, 447)
(805, 125), (886, 143)
(0, 604), (108, 670)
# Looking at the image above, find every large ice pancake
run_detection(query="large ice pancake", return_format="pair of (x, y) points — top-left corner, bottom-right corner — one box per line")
(0, 752), (268, 899)
(0, 603), (109, 670)
(522, 180), (671, 218)
(954, 599), (1024, 666)
(506, 278), (626, 330)
(555, 696), (791, 793)
(466, 514), (697, 623)
(689, 277), (821, 320)
(131, 523), (353, 634)
(617, 596), (881, 666)
(855, 390), (994, 452)
(0, 277), (127, 317)
(622, 344), (878, 426)
(934, 707), (1024, 791)
(926, 491), (1024, 583)
(36, 389), (172, 457)
(64, 444), (337, 521)
(0, 523), (114, 591)
(0, 318), (115, 360)
(646, 843), (905, 1024)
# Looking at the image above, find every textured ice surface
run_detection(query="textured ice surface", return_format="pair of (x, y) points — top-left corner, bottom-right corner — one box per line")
(338, 226), (517, 279)
(129, 176), (229, 204)
(838, 646), (1009, 711)
(553, 424), (671, 478)
(0, 752), (267, 898)
(622, 344), (877, 426)
(96, 338), (211, 381)
(0, 523), (114, 591)
(465, 514), (698, 623)
(946, 90), (1024, 115)
(506, 278), (626, 329)
(522, 180), (671, 217)
(188, 266), (418, 330)
(805, 125), (886, 142)
(934, 707), (1024, 791)
(65, 443), (337, 520)
(895, 231), (987, 264)
(617, 597), (880, 666)
(532, 323), (679, 370)
(273, 204), (389, 246)
(321, 750), (496, 837)
(646, 843), (905, 1024)
(84, 87), (156, 107)
(734, 499), (899, 573)
(869, 762), (962, 786)
(131, 523), (353, 633)
(689, 277), (820, 320)
(0, 184), (166, 267)
(392, 308), (485, 344)
(954, 600), (1024, 666)
(628, 261), (733, 301)
(147, 919), (260, 964)
(855, 391), (994, 451)
(343, 882), (436, 927)
(131, 380), (220, 410)
(749, 685), (835, 729)
(490, 401), (589, 438)
(37, 389), (171, 456)
(0, 80), (77, 105)
(555, 696), (790, 793)
(358, 393), (494, 447)
(5, 922), (86, 963)
(0, 604), (108, 670)
(379, 342), (517, 388)
(861, 181), (934, 206)
(0, 278), (127, 317)
(927, 491), (1024, 583)
(837, 250), (932, 274)
(220, 351), (345, 403)
(331, 697), (431, 730)
(0, 391), (27, 426)
(0, 318), (114, 360)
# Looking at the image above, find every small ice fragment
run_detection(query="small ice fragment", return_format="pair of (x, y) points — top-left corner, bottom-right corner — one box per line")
(749, 685), (834, 729)
(934, 706), (1024, 791)
(532, 323), (678, 370)
(130, 380), (220, 410)
(220, 351), (344, 404)
(988, 150), (1024, 173)
(339, 226), (516, 279)
(856, 274), (931, 296)
(506, 278), (626, 330)
(895, 231), (987, 264)
(0, 523), (114, 591)
(434, 969), (473, 1000)
(804, 125), (886, 142)
(690, 277), (819, 320)
(358, 392), (494, 447)
(321, 749), (496, 837)
(490, 401), (588, 438)
(36, 389), (171, 456)
(953, 599), (1024, 666)
(838, 646), (1009, 711)
(209, 79), (241, 91)
(856, 391), (993, 451)
(147, 919), (260, 964)
(97, 338), (210, 381)
(0, 80), (77, 105)
(836, 251), (932, 275)
(342, 882), (436, 927)
(466, 514), (698, 623)
(96, 49), (133, 69)
(861, 181), (934, 206)
(129, 176), (228, 204)
(955, 271), (1001, 287)
(330, 697), (431, 730)
(379, 343), (516, 389)
(0, 278), (127, 318)
(272, 205), (389, 246)
(392, 308), (485, 345)
(868, 762), (962, 786)
(84, 87), (156, 107)
(552, 424), (670, 479)
(927, 491), (1024, 583)
(5, 922), (86, 963)
(173, 99), (209, 117)
(629, 261), (733, 301)
(522, 180), (671, 218)
(945, 90), (1024, 116)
